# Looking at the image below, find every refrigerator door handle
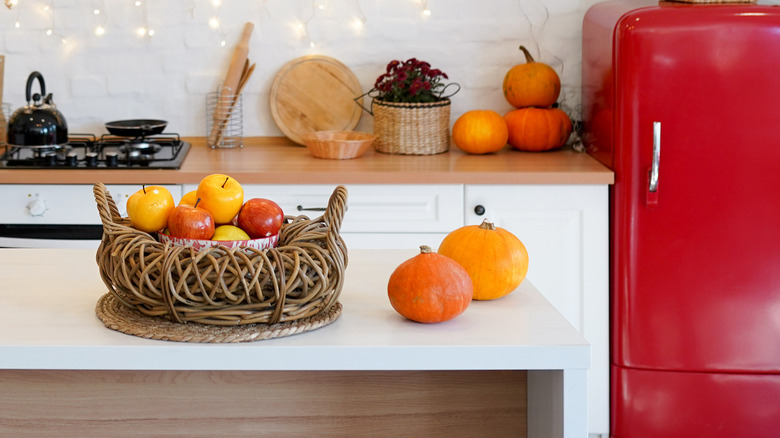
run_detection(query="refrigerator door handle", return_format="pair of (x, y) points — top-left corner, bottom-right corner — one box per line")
(649, 121), (661, 192)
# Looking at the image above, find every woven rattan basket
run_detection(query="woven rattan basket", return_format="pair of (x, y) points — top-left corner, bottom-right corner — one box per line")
(93, 183), (348, 327)
(371, 99), (451, 155)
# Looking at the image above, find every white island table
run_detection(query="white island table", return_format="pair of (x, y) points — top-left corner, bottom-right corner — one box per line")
(0, 248), (589, 438)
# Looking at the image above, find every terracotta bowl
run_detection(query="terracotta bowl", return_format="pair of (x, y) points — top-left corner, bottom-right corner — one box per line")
(301, 130), (377, 160)
(158, 231), (279, 252)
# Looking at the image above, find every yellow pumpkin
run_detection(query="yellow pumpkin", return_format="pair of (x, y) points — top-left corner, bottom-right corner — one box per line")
(451, 110), (509, 154)
(504, 107), (572, 152)
(438, 220), (529, 301)
(503, 45), (561, 109)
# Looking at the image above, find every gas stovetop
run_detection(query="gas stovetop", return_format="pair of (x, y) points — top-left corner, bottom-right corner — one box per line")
(0, 134), (191, 169)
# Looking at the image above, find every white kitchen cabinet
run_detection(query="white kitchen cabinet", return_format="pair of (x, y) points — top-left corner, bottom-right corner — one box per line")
(465, 184), (609, 436)
(0, 184), (183, 224)
(185, 181), (609, 435)
(185, 184), (465, 250)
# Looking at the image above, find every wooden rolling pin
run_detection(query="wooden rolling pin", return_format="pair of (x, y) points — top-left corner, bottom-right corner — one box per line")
(0, 55), (5, 144)
(208, 22), (254, 146)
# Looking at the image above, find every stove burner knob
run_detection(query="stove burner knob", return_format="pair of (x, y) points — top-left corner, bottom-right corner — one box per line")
(105, 152), (118, 167)
(44, 152), (57, 167)
(85, 152), (98, 167)
(66, 152), (79, 167)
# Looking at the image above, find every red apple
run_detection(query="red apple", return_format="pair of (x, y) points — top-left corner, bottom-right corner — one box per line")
(167, 200), (216, 240)
(237, 198), (284, 238)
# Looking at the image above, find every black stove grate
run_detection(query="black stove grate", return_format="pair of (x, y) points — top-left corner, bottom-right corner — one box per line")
(0, 134), (191, 169)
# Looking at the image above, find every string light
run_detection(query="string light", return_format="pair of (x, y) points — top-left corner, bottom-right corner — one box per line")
(209, 0), (228, 47)
(2, 1), (388, 48)
(134, 0), (153, 39)
(419, 0), (431, 16)
(93, 0), (107, 37)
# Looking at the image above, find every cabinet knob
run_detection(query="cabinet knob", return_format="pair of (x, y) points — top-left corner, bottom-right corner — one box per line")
(473, 205), (485, 216)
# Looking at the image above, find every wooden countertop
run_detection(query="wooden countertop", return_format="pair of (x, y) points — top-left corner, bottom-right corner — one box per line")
(0, 137), (614, 185)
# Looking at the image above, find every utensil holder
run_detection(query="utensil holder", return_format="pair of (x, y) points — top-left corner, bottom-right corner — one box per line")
(0, 103), (11, 144)
(206, 88), (243, 149)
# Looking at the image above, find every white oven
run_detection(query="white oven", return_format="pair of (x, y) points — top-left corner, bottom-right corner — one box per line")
(0, 184), (181, 248)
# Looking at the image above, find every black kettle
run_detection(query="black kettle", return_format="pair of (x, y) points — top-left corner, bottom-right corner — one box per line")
(7, 71), (68, 146)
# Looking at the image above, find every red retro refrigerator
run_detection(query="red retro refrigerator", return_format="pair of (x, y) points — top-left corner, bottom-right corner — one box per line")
(582, 1), (780, 436)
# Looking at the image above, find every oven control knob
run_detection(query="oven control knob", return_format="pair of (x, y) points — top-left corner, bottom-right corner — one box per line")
(44, 152), (57, 167)
(85, 152), (98, 167)
(27, 195), (48, 217)
(105, 152), (118, 167)
(66, 152), (78, 167)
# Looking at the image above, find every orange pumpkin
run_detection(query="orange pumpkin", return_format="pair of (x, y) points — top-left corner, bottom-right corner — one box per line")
(451, 110), (509, 154)
(504, 107), (572, 152)
(503, 45), (561, 108)
(438, 219), (529, 301)
(387, 245), (473, 323)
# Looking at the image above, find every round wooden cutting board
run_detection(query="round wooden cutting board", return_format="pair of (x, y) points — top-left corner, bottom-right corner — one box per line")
(269, 55), (364, 145)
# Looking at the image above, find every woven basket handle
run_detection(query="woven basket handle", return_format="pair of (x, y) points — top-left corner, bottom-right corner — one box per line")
(322, 185), (348, 237)
(93, 182), (123, 228)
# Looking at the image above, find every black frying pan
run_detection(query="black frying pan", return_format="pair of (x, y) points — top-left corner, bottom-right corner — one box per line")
(105, 119), (167, 137)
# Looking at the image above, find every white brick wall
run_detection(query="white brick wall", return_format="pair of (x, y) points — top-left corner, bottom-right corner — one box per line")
(0, 0), (605, 137)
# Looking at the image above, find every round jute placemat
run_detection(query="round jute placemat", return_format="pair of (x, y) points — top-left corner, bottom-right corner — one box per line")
(95, 293), (342, 343)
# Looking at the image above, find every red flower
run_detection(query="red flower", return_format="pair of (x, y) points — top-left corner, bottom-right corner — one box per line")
(371, 58), (453, 103)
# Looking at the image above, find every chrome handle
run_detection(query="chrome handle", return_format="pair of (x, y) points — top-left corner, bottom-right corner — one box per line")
(649, 122), (661, 193)
(297, 205), (326, 212)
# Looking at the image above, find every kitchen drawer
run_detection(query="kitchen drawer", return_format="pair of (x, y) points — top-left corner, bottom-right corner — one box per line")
(0, 184), (182, 224)
(182, 184), (464, 234)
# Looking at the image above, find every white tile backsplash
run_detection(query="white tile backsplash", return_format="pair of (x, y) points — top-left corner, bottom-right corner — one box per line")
(0, 0), (606, 137)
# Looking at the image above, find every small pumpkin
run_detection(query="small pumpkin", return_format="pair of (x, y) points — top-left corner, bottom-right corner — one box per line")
(438, 220), (529, 301)
(387, 245), (473, 323)
(451, 110), (509, 155)
(504, 107), (572, 152)
(502, 45), (561, 109)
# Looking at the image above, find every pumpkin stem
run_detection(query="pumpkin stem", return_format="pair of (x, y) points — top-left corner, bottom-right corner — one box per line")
(420, 245), (433, 254)
(518, 45), (535, 64)
(479, 219), (497, 231)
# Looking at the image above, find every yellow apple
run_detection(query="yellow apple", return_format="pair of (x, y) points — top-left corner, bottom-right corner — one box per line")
(212, 225), (251, 241)
(196, 174), (244, 224)
(126, 185), (175, 233)
(179, 190), (198, 206)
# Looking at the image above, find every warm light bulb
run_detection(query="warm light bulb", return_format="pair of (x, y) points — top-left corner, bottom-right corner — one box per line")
(93, 9), (100, 15)
(136, 27), (147, 37)
(209, 17), (220, 29)
(147, 29), (155, 37)
(422, 8), (431, 16)
(94, 26), (105, 36)
(350, 17), (365, 32)
(310, 41), (316, 48)
(14, 21), (21, 29)
(134, 1), (142, 6)
(220, 40), (226, 47)
(211, 0), (221, 6)
(46, 28), (54, 36)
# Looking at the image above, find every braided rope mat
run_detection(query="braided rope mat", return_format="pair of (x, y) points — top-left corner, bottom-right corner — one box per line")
(95, 292), (342, 343)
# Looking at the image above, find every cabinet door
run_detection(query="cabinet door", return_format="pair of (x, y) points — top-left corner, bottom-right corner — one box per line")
(465, 184), (609, 434)
(197, 184), (464, 249)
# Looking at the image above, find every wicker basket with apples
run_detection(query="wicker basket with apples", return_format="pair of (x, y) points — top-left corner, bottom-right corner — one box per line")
(92, 176), (348, 327)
